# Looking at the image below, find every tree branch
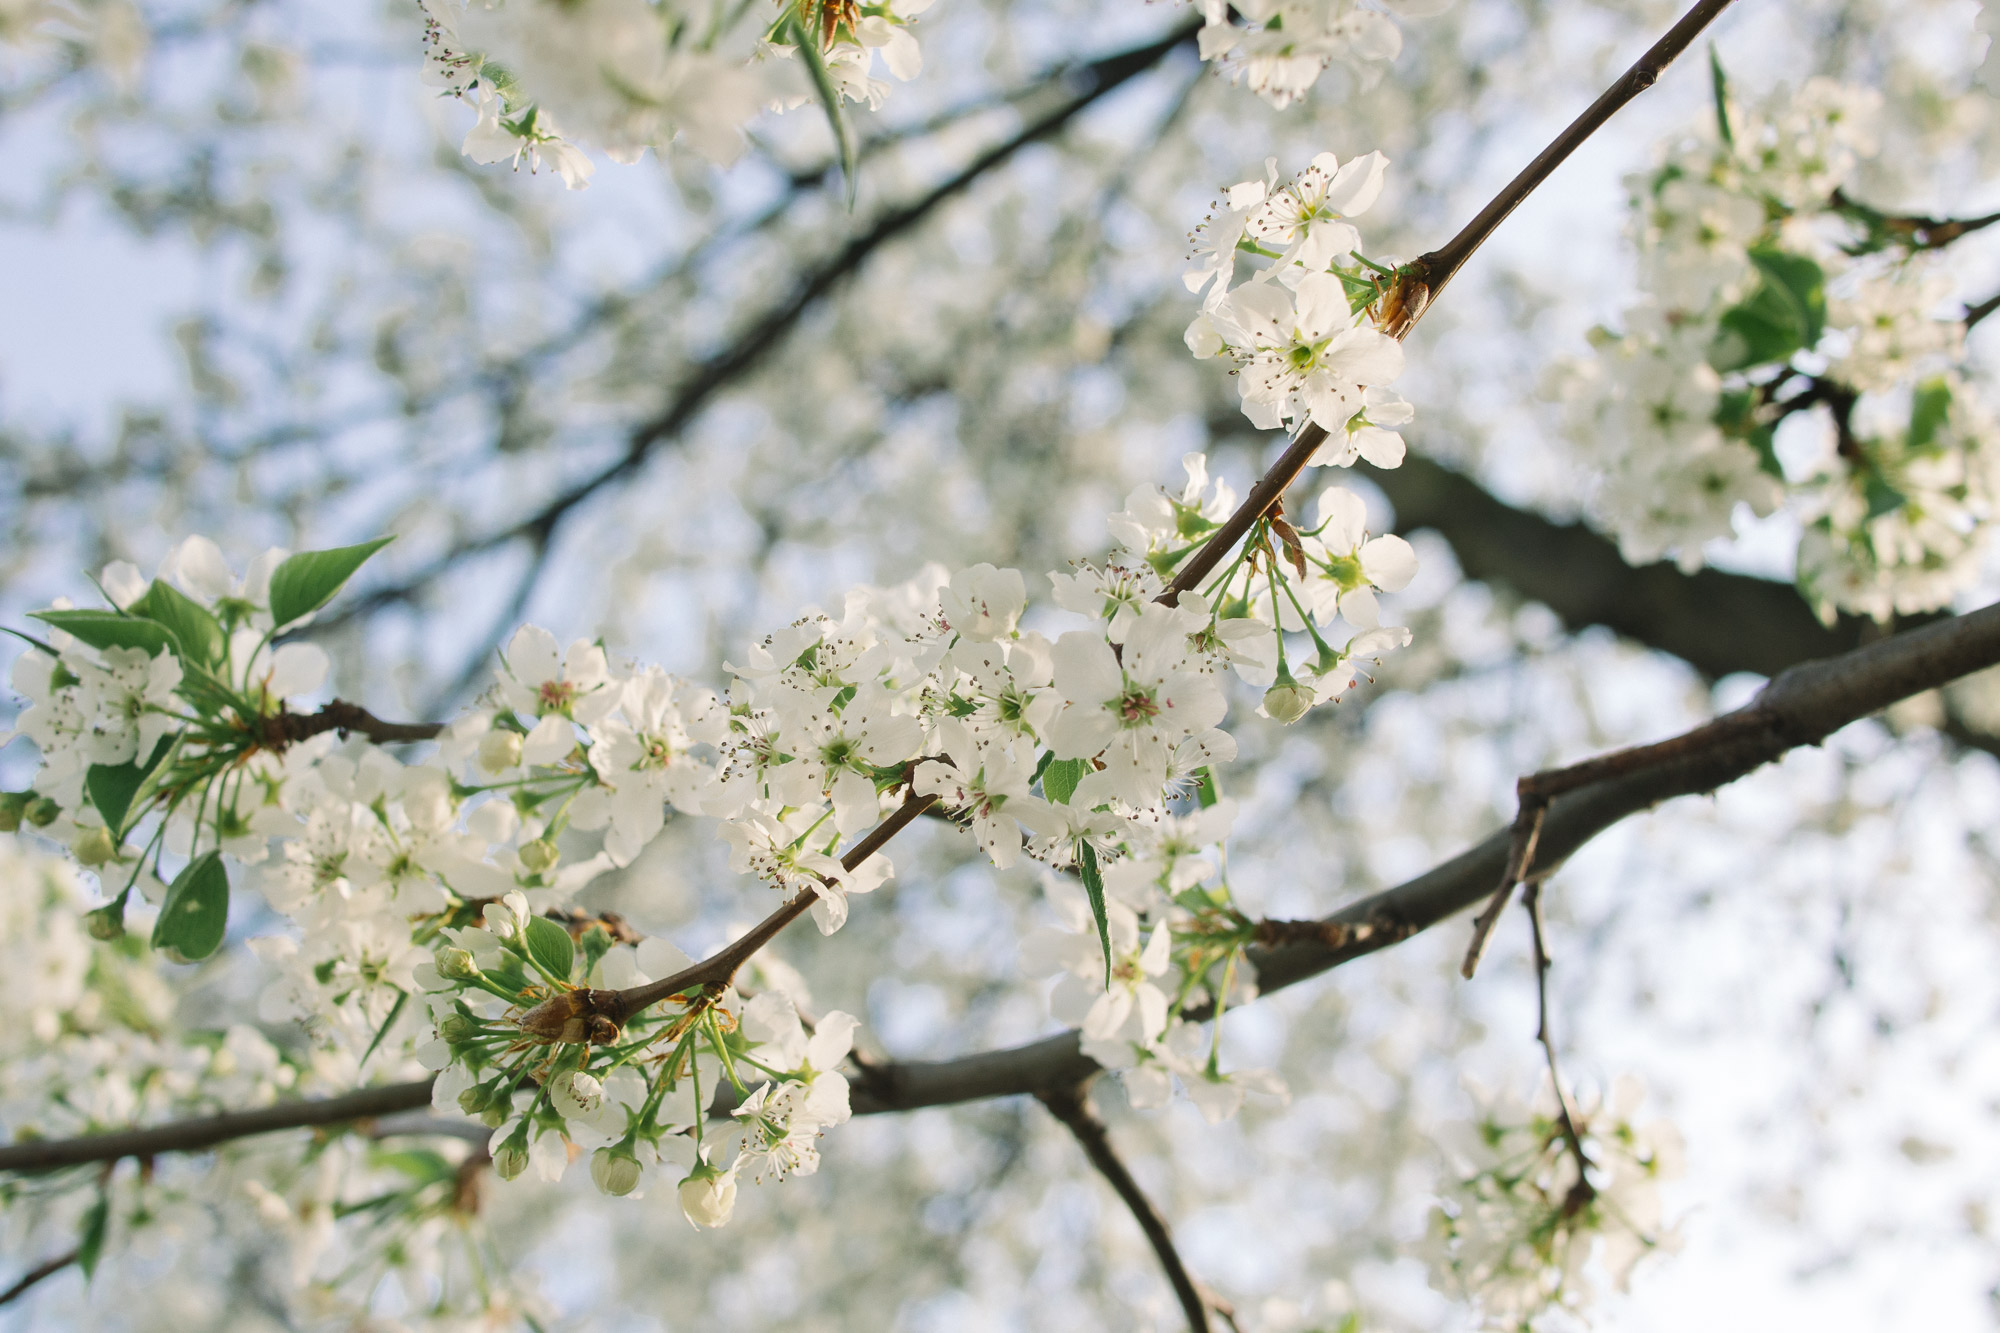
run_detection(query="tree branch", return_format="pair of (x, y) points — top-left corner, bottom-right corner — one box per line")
(272, 700), (445, 747)
(1381, 0), (1738, 334)
(0, 1250), (78, 1307)
(335, 18), (1203, 624)
(1169, 0), (1733, 598)
(1037, 1080), (1223, 1333)
(19, 603), (2000, 1168)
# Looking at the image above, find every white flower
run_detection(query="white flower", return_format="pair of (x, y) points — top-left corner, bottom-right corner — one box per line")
(938, 563), (1027, 641)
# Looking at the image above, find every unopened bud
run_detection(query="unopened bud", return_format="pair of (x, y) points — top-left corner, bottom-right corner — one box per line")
(1261, 679), (1313, 725)
(518, 838), (560, 873)
(435, 947), (480, 981)
(478, 730), (524, 775)
(439, 1013), (480, 1044)
(591, 1146), (643, 1197)
(679, 1162), (738, 1228)
(492, 1140), (529, 1181)
(457, 1082), (493, 1116)
(71, 826), (116, 867)
(25, 797), (59, 827)
(84, 902), (126, 941)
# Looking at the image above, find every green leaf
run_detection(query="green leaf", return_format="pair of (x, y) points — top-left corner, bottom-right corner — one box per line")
(1908, 378), (1952, 452)
(1863, 471), (1908, 520)
(1040, 757), (1090, 806)
(371, 1147), (456, 1186)
(27, 609), (174, 657)
(522, 915), (575, 983)
(1078, 842), (1112, 988)
(77, 1192), (109, 1280)
(85, 735), (175, 837)
(1709, 44), (1733, 148)
(359, 989), (409, 1070)
(789, 14), (859, 209)
(150, 850), (230, 963)
(1709, 247), (1826, 372)
(266, 537), (394, 631)
(1192, 766), (1220, 809)
(132, 579), (226, 668)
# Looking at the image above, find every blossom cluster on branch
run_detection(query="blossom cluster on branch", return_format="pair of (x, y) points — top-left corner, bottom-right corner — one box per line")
(1555, 70), (2000, 622)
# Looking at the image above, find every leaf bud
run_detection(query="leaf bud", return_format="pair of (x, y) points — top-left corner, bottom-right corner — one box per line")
(25, 796), (60, 827)
(71, 826), (116, 867)
(518, 838), (560, 873)
(435, 947), (481, 981)
(591, 1146), (643, 1197)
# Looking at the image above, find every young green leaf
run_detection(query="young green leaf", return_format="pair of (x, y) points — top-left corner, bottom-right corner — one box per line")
(1078, 842), (1113, 988)
(1708, 44), (1733, 148)
(84, 737), (171, 838)
(132, 579), (227, 668)
(266, 537), (395, 631)
(27, 609), (175, 656)
(1040, 757), (1090, 806)
(77, 1192), (110, 1280)
(789, 14), (859, 208)
(1709, 247), (1825, 372)
(523, 914), (576, 983)
(151, 850), (231, 963)
(1908, 378), (1952, 452)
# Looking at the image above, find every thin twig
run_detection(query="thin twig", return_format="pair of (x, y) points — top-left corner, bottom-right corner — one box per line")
(1382, 0), (1738, 334)
(0, 1250), (78, 1307)
(1967, 289), (2000, 333)
(1037, 1080), (1221, 1333)
(1522, 882), (1595, 1217)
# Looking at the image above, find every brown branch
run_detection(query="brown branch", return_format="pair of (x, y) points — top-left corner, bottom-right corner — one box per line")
(1037, 1080), (1224, 1333)
(1522, 882), (1594, 1218)
(271, 700), (444, 747)
(1830, 188), (2000, 250)
(1967, 289), (2000, 333)
(0, 1250), (78, 1307)
(1165, 0), (1731, 604)
(1381, 0), (1738, 333)
(332, 19), (1204, 625)
(21, 604), (2000, 1168)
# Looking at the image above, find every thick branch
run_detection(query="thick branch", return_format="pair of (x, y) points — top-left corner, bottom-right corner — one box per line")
(20, 604), (2000, 1165)
(1038, 1080), (1221, 1333)
(852, 601), (2000, 1113)
(1968, 289), (2000, 333)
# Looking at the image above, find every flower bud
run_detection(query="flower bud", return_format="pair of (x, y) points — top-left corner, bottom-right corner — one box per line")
(591, 1146), (643, 1197)
(435, 947), (480, 981)
(679, 1162), (738, 1228)
(25, 796), (60, 827)
(518, 838), (560, 873)
(84, 902), (126, 941)
(71, 826), (116, 867)
(458, 1082), (493, 1116)
(478, 730), (524, 775)
(1261, 678), (1314, 724)
(438, 1013), (480, 1044)
(551, 1068), (604, 1118)
(492, 1138), (530, 1181)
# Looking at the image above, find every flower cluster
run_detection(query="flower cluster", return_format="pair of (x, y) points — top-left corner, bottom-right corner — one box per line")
(1185, 151), (1414, 453)
(1423, 1079), (1684, 1329)
(418, 0), (932, 189)
(1196, 0), (1406, 109)
(1555, 72), (1999, 621)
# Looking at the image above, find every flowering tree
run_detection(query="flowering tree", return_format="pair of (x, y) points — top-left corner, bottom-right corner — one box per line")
(1, 0), (1998, 1327)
